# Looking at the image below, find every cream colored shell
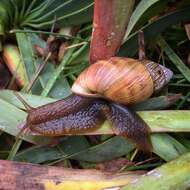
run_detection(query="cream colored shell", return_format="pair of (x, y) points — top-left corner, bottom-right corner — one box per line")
(72, 57), (154, 105)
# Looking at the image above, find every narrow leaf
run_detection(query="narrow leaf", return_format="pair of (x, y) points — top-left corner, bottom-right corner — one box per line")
(41, 38), (79, 97)
(157, 36), (190, 83)
(16, 32), (41, 92)
(15, 134), (189, 164)
(24, 0), (94, 29)
(151, 134), (188, 161)
(124, 0), (162, 38)
(15, 136), (90, 164)
(121, 152), (190, 190)
(0, 98), (52, 144)
(119, 6), (190, 57)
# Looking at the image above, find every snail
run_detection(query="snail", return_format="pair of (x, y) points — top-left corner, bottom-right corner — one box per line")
(72, 57), (172, 104)
(16, 56), (172, 152)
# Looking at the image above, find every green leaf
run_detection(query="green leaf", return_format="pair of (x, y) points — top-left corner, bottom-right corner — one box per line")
(0, 0), (94, 35)
(151, 134), (188, 161)
(124, 0), (164, 38)
(0, 90), (54, 108)
(0, 0), (12, 35)
(73, 136), (134, 163)
(157, 36), (190, 83)
(0, 90), (189, 162)
(16, 32), (42, 92)
(16, 32), (72, 98)
(121, 152), (190, 190)
(29, 33), (72, 98)
(15, 136), (90, 163)
(15, 134), (189, 164)
(15, 136), (133, 164)
(40, 38), (83, 97)
(22, 0), (94, 29)
(0, 97), (52, 144)
(119, 6), (190, 57)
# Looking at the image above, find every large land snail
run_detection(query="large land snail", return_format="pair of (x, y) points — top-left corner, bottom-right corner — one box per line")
(72, 57), (172, 104)
(16, 56), (173, 152)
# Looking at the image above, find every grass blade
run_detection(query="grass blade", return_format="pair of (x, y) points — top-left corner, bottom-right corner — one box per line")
(124, 0), (163, 38)
(119, 6), (190, 57)
(15, 136), (90, 163)
(157, 36), (190, 83)
(0, 97), (52, 144)
(151, 134), (188, 161)
(26, 0), (94, 28)
(16, 32), (41, 92)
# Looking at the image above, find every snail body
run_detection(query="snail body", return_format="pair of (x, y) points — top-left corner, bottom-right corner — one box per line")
(72, 57), (172, 104)
(16, 57), (172, 152)
(21, 93), (152, 151)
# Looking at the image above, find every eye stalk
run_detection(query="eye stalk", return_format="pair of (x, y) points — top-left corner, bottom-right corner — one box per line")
(142, 60), (173, 92)
(159, 65), (173, 87)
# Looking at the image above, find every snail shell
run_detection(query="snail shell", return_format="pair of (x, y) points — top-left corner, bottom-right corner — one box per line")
(72, 57), (172, 105)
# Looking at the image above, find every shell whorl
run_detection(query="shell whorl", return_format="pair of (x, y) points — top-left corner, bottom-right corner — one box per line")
(72, 57), (171, 105)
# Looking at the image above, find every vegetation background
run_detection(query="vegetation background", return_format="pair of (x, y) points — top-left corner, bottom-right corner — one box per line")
(0, 0), (189, 189)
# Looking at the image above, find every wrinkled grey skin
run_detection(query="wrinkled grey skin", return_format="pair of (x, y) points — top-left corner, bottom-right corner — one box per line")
(160, 65), (173, 87)
(144, 61), (173, 92)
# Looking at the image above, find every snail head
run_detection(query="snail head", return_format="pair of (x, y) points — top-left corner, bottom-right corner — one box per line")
(143, 60), (173, 92)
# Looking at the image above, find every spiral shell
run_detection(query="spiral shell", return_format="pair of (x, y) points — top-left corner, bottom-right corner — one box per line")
(72, 57), (172, 105)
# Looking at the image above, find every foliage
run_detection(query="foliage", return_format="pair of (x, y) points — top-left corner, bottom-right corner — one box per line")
(0, 0), (189, 189)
